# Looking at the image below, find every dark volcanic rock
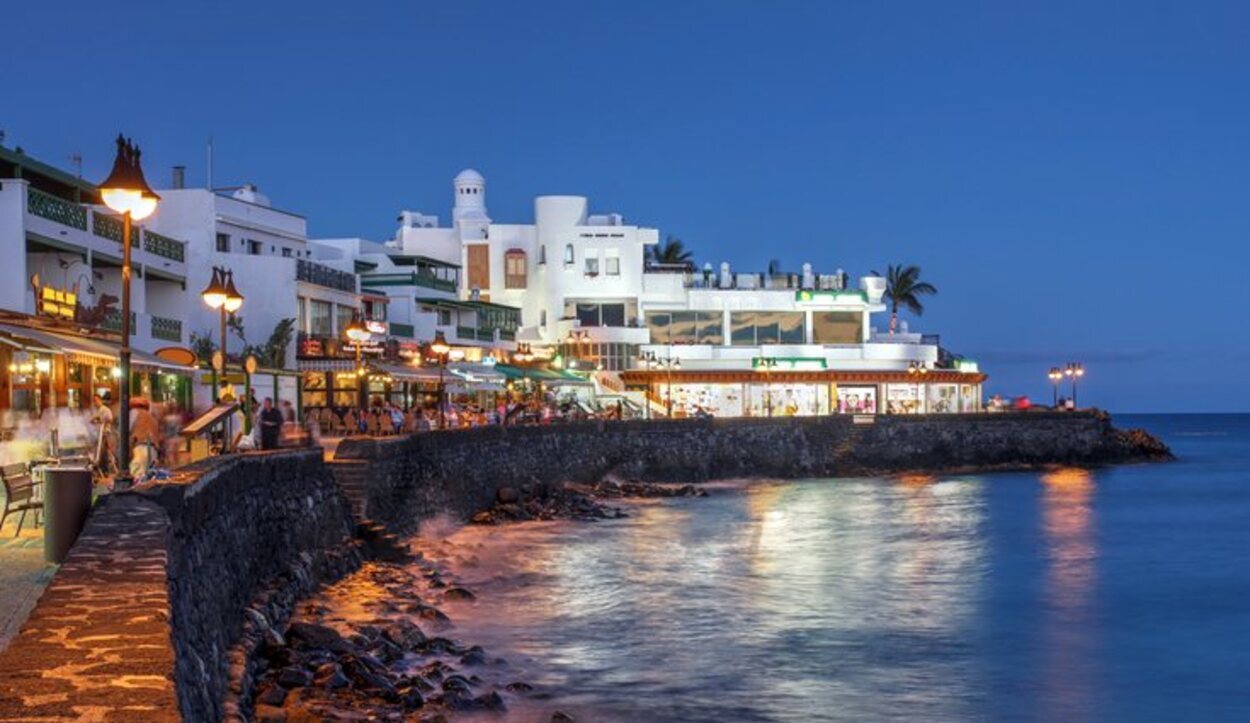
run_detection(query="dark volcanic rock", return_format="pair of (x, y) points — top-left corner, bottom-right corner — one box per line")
(286, 622), (356, 655)
(443, 587), (476, 602)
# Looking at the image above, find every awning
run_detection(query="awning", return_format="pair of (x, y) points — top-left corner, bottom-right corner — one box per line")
(0, 323), (193, 373)
(372, 362), (444, 384)
(298, 359), (356, 372)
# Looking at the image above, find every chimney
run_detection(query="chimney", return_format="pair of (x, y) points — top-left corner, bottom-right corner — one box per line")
(172, 165), (186, 189)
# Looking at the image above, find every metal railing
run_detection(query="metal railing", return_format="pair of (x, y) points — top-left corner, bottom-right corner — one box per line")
(151, 315), (182, 342)
(101, 310), (136, 335)
(26, 188), (87, 230)
(296, 259), (357, 293)
(414, 272), (457, 293)
(142, 230), (186, 263)
(389, 322), (415, 338)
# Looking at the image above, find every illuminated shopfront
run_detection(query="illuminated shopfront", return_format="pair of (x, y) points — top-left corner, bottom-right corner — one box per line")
(622, 369), (986, 418)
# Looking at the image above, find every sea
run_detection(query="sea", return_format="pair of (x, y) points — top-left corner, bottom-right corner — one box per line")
(413, 414), (1250, 722)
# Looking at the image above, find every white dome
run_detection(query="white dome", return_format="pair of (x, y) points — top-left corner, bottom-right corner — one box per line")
(454, 168), (484, 184)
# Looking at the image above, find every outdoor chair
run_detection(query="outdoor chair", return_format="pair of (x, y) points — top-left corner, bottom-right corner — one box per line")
(1, 463), (43, 537)
(343, 412), (358, 435)
(366, 413), (381, 436)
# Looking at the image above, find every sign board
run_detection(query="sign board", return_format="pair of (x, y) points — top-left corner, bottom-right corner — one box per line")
(244, 355), (258, 374)
(155, 347), (198, 367)
(211, 350), (224, 372)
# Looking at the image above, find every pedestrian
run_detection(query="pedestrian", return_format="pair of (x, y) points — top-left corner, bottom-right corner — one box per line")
(129, 398), (162, 481)
(258, 397), (284, 450)
(91, 391), (116, 475)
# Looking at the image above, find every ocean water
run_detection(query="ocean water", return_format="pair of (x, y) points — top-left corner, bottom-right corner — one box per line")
(432, 414), (1250, 722)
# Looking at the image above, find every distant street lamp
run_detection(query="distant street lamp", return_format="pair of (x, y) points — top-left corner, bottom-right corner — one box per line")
(201, 266), (244, 405)
(99, 135), (160, 489)
(1048, 367), (1064, 407)
(1064, 362), (1085, 408)
(430, 330), (452, 430)
(640, 348), (680, 418)
(344, 313), (371, 409)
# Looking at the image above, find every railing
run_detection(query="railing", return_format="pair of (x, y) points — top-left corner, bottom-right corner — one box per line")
(101, 310), (136, 335)
(143, 230), (185, 263)
(498, 329), (516, 341)
(296, 259), (357, 293)
(27, 188), (87, 230)
(92, 213), (139, 247)
(456, 325), (476, 340)
(389, 322), (415, 338)
(151, 315), (182, 342)
(414, 272), (458, 293)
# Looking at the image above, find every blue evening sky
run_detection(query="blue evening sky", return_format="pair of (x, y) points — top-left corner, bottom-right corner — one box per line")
(3, 1), (1247, 412)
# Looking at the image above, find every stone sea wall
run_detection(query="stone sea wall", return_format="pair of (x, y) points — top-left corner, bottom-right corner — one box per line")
(335, 410), (1169, 534)
(0, 449), (361, 723)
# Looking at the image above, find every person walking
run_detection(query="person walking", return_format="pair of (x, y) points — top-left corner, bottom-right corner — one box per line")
(258, 397), (284, 450)
(128, 399), (162, 481)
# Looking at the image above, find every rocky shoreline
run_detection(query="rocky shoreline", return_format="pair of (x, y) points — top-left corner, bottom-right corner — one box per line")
(249, 480), (697, 722)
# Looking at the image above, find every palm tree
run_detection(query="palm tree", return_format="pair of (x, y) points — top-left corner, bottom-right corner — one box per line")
(649, 235), (694, 268)
(872, 264), (938, 335)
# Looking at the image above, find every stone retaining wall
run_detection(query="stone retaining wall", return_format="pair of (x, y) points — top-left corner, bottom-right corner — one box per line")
(0, 449), (360, 723)
(335, 411), (1162, 534)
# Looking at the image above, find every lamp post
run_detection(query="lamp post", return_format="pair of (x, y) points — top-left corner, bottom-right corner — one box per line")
(99, 135), (160, 489)
(640, 348), (680, 418)
(758, 357), (780, 417)
(430, 330), (451, 430)
(1064, 362), (1085, 408)
(344, 313), (371, 410)
(201, 266), (243, 403)
(1048, 367), (1064, 407)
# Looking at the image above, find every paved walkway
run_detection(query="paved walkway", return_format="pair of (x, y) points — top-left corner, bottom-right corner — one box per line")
(0, 501), (56, 655)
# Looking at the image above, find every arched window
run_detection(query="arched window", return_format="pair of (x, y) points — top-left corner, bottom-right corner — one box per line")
(564, 243), (575, 265)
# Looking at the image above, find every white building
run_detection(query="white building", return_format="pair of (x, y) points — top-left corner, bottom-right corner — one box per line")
(382, 169), (985, 417)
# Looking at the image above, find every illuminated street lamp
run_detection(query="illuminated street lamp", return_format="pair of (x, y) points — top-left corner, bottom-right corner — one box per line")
(1064, 362), (1085, 408)
(1048, 367), (1064, 407)
(201, 266), (244, 405)
(640, 348), (680, 418)
(99, 135), (160, 489)
(430, 331), (452, 430)
(344, 313), (371, 409)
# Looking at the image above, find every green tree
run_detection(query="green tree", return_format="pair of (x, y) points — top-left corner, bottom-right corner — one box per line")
(872, 264), (938, 335)
(649, 235), (694, 267)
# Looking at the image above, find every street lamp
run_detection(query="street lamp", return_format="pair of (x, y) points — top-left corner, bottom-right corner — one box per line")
(758, 357), (779, 417)
(430, 330), (452, 430)
(344, 313), (371, 409)
(639, 348), (680, 418)
(99, 135), (160, 490)
(1064, 362), (1085, 408)
(1048, 367), (1064, 407)
(201, 266), (244, 404)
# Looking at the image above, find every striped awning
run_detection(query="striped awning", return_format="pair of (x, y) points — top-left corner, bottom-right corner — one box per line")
(0, 323), (193, 373)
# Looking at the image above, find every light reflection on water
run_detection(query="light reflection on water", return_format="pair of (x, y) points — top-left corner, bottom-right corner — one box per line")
(441, 478), (990, 722)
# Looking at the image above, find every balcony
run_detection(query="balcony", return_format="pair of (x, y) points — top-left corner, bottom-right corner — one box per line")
(21, 186), (188, 269)
(389, 322), (415, 338)
(297, 259), (357, 293)
(100, 310), (136, 336)
(415, 272), (457, 293)
(151, 315), (182, 343)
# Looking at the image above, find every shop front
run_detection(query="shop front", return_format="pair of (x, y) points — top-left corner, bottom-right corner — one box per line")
(620, 369), (987, 419)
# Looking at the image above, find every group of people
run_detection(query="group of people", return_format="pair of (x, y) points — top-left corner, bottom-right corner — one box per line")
(90, 391), (186, 483)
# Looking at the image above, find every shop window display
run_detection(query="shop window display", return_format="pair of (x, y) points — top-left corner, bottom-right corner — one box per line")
(885, 384), (924, 414)
(926, 383), (958, 414)
(836, 385), (877, 414)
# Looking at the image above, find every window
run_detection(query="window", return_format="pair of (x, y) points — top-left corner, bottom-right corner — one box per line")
(335, 305), (356, 336)
(282, 247), (293, 258)
(564, 244), (574, 265)
(309, 300), (332, 336)
(438, 309), (452, 326)
(585, 256), (599, 275)
(645, 311), (722, 344)
(812, 311), (862, 344)
(216, 233), (230, 253)
(570, 302), (626, 328)
(605, 256), (620, 276)
(505, 250), (527, 289)
(540, 309), (548, 327)
(297, 297), (307, 333)
(539, 245), (546, 265)
(246, 239), (262, 255)
(729, 312), (804, 346)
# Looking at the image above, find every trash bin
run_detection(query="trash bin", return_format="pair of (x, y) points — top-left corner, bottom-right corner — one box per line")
(43, 466), (93, 564)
